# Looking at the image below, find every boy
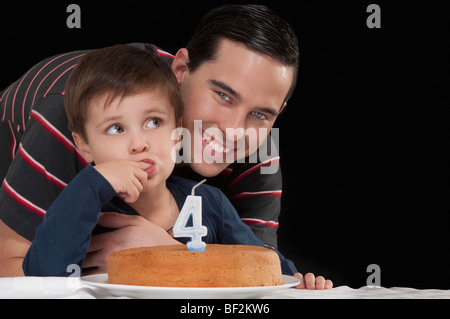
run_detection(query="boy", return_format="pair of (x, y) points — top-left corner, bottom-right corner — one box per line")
(23, 45), (300, 281)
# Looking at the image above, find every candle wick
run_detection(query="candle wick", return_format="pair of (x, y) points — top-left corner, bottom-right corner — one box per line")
(191, 179), (207, 196)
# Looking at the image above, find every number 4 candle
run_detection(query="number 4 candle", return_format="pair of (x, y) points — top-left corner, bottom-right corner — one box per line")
(172, 179), (208, 251)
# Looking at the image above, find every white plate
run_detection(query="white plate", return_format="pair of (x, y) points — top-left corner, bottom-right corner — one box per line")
(80, 274), (299, 299)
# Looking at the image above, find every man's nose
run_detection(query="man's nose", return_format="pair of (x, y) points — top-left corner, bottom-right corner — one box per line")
(220, 110), (247, 141)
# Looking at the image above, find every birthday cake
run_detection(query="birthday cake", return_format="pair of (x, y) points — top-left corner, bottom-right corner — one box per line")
(107, 244), (284, 287)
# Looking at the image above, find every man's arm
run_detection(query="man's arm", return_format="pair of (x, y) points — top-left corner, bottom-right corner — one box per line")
(0, 95), (88, 242)
(0, 219), (30, 277)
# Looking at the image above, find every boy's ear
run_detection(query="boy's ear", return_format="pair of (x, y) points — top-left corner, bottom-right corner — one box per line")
(172, 48), (189, 84)
(72, 132), (94, 163)
(177, 116), (184, 129)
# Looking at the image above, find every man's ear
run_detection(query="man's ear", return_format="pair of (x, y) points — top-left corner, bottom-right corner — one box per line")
(279, 101), (287, 114)
(172, 48), (190, 84)
(72, 132), (93, 163)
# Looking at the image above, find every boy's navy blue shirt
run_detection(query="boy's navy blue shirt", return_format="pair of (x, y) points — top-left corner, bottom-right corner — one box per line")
(23, 165), (297, 277)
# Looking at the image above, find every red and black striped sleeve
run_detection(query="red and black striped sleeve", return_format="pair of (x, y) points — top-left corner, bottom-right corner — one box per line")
(223, 156), (282, 248)
(0, 49), (90, 240)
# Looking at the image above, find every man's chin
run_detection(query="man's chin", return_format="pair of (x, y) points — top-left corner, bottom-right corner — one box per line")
(188, 161), (230, 178)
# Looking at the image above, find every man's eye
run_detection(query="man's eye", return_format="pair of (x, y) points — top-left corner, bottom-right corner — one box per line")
(216, 91), (231, 102)
(251, 111), (267, 120)
(146, 118), (162, 128)
(106, 124), (124, 134)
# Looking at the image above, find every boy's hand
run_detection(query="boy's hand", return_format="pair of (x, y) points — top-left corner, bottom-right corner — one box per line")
(294, 272), (333, 290)
(94, 160), (150, 203)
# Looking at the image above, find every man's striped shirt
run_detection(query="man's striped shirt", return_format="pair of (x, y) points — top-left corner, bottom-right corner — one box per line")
(0, 43), (282, 248)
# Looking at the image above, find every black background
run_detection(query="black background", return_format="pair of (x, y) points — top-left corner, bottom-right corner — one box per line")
(1, 1), (448, 289)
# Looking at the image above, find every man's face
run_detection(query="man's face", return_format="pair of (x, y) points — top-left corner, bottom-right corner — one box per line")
(173, 39), (294, 177)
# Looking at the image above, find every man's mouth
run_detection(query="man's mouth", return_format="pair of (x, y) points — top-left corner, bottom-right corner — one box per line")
(202, 130), (233, 154)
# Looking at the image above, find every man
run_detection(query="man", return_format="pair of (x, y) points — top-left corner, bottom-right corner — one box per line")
(0, 5), (331, 289)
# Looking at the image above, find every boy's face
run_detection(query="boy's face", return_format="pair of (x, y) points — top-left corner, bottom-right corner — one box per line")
(74, 89), (177, 192)
(173, 39), (294, 177)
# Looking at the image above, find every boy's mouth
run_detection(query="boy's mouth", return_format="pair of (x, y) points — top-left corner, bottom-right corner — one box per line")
(140, 159), (156, 175)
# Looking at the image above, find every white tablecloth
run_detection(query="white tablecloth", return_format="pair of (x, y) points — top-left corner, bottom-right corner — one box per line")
(1, 277), (449, 299)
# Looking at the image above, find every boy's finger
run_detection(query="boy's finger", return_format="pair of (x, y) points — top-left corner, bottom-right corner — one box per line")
(133, 170), (148, 193)
(123, 184), (140, 203)
(134, 161), (152, 170)
(131, 175), (144, 192)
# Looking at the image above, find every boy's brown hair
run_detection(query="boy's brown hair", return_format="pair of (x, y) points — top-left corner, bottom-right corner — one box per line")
(64, 45), (183, 141)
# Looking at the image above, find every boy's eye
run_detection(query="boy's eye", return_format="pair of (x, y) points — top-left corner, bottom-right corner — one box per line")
(106, 124), (124, 135)
(146, 118), (162, 128)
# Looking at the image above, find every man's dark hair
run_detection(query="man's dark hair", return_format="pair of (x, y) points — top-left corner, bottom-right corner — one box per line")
(186, 4), (299, 102)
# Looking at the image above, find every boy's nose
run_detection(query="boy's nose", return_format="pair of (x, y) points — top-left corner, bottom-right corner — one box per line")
(131, 143), (149, 153)
(130, 136), (150, 153)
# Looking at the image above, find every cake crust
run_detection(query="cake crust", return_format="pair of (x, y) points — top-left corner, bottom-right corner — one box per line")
(107, 244), (284, 287)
